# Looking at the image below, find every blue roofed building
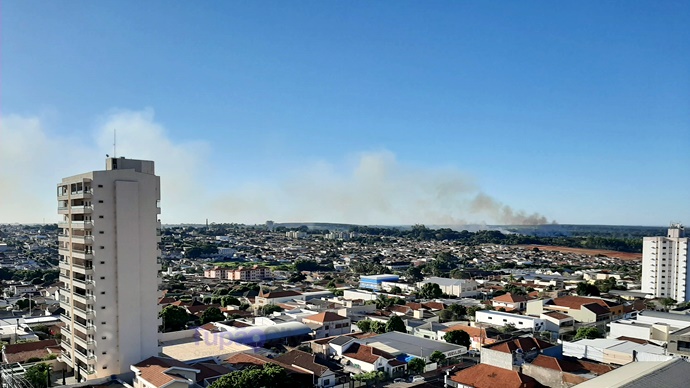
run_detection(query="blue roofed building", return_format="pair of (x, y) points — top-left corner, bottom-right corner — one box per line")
(359, 274), (399, 290)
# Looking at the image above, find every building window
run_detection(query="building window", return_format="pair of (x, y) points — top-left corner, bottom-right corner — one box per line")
(99, 215), (104, 219)
(98, 200), (103, 203)
(99, 231), (104, 234)
(100, 276), (105, 279)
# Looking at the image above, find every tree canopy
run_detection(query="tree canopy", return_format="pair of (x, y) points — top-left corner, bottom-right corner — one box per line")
(24, 363), (51, 388)
(209, 364), (288, 388)
(386, 315), (406, 333)
(159, 305), (190, 332)
(407, 357), (426, 375)
(443, 330), (471, 348)
(200, 307), (226, 324)
(418, 282), (443, 299)
(574, 327), (602, 340)
(429, 350), (446, 365)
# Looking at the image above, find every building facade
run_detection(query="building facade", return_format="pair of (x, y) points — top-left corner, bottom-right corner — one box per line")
(359, 274), (399, 290)
(57, 157), (160, 380)
(641, 224), (689, 302)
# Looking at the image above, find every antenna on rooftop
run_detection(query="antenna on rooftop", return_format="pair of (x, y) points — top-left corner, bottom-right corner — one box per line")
(113, 128), (117, 158)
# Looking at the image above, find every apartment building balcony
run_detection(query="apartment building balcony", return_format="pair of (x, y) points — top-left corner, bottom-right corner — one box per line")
(72, 292), (94, 305)
(74, 348), (96, 364)
(58, 234), (94, 245)
(73, 304), (95, 320)
(73, 320), (96, 335)
(72, 334), (95, 349)
(58, 221), (93, 230)
(70, 250), (94, 260)
(58, 205), (93, 215)
(59, 260), (94, 276)
(58, 350), (73, 366)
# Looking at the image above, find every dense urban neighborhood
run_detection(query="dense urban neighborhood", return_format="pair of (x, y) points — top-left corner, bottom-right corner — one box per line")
(2, 217), (689, 388)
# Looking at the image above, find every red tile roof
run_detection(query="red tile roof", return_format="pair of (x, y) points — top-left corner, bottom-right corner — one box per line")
(542, 311), (571, 320)
(493, 293), (529, 303)
(225, 352), (308, 375)
(303, 311), (348, 323)
(275, 350), (330, 376)
(343, 343), (396, 364)
(450, 364), (545, 388)
(484, 337), (554, 354)
(550, 296), (611, 311)
(132, 356), (200, 388)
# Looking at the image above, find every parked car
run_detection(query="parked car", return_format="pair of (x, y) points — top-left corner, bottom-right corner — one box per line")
(393, 378), (405, 383)
(409, 375), (424, 383)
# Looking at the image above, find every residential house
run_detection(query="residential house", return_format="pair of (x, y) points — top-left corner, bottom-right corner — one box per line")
(302, 312), (351, 339)
(521, 354), (614, 387)
(131, 356), (200, 388)
(476, 310), (546, 332)
(440, 325), (502, 350)
(340, 342), (406, 378)
(446, 363), (546, 388)
(527, 296), (615, 330)
(2, 339), (60, 363)
(417, 277), (479, 298)
(491, 293), (530, 312)
(481, 337), (560, 370)
(255, 289), (304, 306)
(275, 350), (340, 388)
(540, 311), (575, 336)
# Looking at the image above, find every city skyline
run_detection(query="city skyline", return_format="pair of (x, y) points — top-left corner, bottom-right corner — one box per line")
(2, 1), (689, 226)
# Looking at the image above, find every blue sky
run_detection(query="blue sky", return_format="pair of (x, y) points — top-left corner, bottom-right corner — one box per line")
(1, 1), (689, 226)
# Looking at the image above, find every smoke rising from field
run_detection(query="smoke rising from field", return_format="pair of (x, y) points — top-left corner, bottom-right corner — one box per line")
(211, 150), (555, 226)
(0, 109), (554, 225)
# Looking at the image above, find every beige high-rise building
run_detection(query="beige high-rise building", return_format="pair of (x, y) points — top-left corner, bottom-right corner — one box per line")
(57, 157), (161, 380)
(641, 224), (689, 302)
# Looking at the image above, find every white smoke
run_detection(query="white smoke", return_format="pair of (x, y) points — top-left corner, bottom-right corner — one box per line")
(0, 109), (553, 225)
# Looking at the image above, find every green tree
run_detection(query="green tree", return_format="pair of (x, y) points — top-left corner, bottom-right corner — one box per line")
(575, 282), (600, 296)
(356, 319), (371, 333)
(352, 371), (385, 387)
(159, 305), (190, 332)
(429, 350), (446, 366)
(661, 297), (677, 311)
(406, 265), (424, 282)
(418, 282), (443, 299)
(407, 357), (426, 375)
(389, 286), (403, 294)
(24, 363), (51, 388)
(221, 295), (241, 307)
(200, 307), (226, 324)
(209, 364), (288, 388)
(574, 327), (602, 340)
(370, 320), (386, 334)
(501, 323), (516, 333)
(443, 330), (471, 348)
(16, 299), (36, 310)
(386, 315), (406, 333)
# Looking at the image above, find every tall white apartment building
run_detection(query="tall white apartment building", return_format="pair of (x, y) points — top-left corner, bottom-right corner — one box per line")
(641, 224), (689, 302)
(57, 157), (161, 380)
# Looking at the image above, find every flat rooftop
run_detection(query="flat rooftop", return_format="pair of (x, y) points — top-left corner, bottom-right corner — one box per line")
(360, 331), (465, 359)
(160, 332), (252, 362)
